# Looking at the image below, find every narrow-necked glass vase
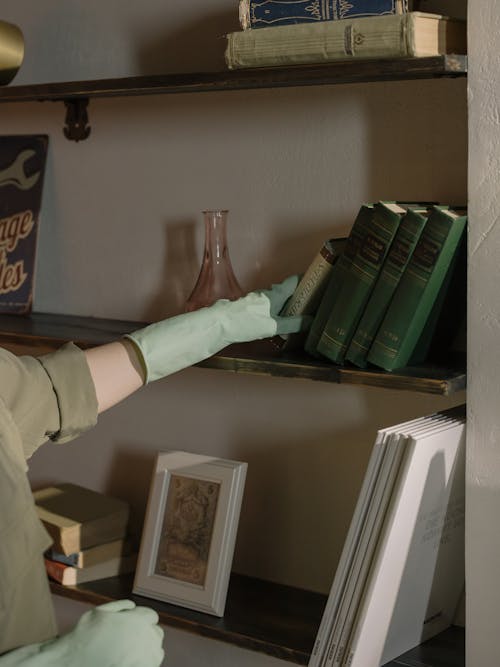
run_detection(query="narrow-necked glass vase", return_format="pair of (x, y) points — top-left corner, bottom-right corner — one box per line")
(185, 210), (245, 312)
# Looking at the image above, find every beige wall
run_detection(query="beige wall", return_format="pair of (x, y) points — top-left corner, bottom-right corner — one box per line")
(0, 2), (468, 665)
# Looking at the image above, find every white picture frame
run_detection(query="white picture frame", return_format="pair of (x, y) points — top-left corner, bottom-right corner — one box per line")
(133, 451), (247, 617)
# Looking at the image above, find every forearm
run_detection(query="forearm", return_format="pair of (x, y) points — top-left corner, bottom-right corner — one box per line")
(84, 277), (305, 411)
(83, 340), (145, 414)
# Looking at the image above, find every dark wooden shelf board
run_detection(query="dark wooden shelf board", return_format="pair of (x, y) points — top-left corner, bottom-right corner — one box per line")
(49, 572), (464, 666)
(0, 56), (467, 103)
(0, 312), (465, 395)
(383, 625), (464, 667)
(199, 342), (466, 395)
(50, 573), (326, 664)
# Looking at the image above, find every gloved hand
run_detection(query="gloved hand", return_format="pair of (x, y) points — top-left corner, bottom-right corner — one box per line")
(1, 600), (164, 667)
(125, 275), (308, 383)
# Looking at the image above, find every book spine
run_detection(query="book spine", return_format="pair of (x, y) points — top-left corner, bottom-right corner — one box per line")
(280, 238), (346, 350)
(345, 208), (428, 368)
(325, 435), (407, 667)
(282, 238), (345, 317)
(308, 431), (388, 667)
(367, 208), (467, 371)
(46, 549), (79, 567)
(304, 205), (374, 357)
(44, 557), (74, 585)
(226, 13), (417, 69)
(316, 202), (405, 364)
(239, 0), (403, 30)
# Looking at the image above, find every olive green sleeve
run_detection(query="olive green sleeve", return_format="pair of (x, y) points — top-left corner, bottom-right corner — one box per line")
(0, 342), (98, 460)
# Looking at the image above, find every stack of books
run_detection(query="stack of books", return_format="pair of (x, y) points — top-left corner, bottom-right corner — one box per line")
(224, 1), (466, 70)
(34, 483), (136, 586)
(287, 201), (467, 371)
(309, 406), (465, 667)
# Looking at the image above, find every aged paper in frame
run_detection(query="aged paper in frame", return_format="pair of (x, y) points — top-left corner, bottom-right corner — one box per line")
(134, 451), (247, 616)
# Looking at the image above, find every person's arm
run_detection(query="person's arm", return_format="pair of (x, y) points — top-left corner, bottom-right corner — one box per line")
(83, 340), (144, 413)
(84, 276), (307, 413)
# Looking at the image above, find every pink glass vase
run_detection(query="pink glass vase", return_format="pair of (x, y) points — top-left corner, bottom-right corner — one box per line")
(185, 210), (245, 312)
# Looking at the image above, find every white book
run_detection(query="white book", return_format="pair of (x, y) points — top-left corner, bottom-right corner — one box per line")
(308, 430), (387, 667)
(325, 414), (454, 667)
(309, 413), (444, 667)
(343, 409), (465, 667)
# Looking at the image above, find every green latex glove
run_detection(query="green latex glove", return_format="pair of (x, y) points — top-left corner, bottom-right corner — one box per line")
(1, 600), (164, 667)
(126, 275), (308, 383)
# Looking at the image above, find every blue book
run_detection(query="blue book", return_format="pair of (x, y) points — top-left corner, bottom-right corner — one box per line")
(239, 0), (407, 30)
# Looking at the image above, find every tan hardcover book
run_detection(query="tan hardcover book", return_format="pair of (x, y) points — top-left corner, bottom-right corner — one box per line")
(45, 554), (137, 586)
(46, 538), (132, 569)
(225, 12), (466, 69)
(34, 483), (130, 556)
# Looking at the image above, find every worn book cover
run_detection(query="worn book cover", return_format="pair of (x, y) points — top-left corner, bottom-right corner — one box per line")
(0, 135), (48, 313)
(317, 201), (406, 364)
(225, 12), (467, 69)
(46, 538), (133, 569)
(239, 0), (408, 30)
(34, 483), (130, 555)
(346, 206), (430, 368)
(45, 553), (137, 586)
(278, 237), (346, 351)
(367, 207), (467, 371)
(304, 204), (374, 357)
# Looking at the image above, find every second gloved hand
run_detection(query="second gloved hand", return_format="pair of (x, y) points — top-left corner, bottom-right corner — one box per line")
(126, 275), (307, 383)
(0, 600), (164, 667)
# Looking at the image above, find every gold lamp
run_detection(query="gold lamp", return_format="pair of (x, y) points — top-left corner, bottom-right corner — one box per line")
(0, 20), (24, 85)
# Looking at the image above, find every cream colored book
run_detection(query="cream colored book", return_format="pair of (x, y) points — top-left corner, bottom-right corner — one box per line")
(46, 538), (132, 569)
(34, 483), (130, 556)
(45, 554), (137, 586)
(225, 12), (466, 69)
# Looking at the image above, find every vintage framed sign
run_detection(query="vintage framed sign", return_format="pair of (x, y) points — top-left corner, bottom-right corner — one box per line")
(133, 451), (247, 616)
(0, 135), (48, 313)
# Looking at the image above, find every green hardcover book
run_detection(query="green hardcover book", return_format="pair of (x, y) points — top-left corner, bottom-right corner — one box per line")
(367, 207), (467, 371)
(408, 227), (467, 366)
(316, 201), (407, 364)
(345, 206), (430, 368)
(304, 203), (374, 357)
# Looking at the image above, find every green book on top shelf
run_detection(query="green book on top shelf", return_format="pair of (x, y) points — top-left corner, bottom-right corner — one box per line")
(316, 201), (407, 364)
(345, 206), (431, 368)
(367, 206), (467, 371)
(304, 203), (374, 357)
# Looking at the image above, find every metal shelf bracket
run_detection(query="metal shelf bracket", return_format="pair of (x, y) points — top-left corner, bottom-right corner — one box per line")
(63, 98), (91, 141)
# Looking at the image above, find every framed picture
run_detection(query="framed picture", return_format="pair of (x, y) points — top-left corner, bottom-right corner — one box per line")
(133, 451), (247, 617)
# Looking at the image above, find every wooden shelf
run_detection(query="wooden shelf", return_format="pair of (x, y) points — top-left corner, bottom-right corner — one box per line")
(0, 56), (467, 140)
(50, 573), (326, 664)
(0, 56), (466, 103)
(51, 574), (465, 667)
(384, 625), (464, 667)
(0, 312), (465, 395)
(49, 574), (464, 666)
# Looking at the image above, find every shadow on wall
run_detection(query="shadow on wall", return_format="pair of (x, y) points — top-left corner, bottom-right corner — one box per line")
(104, 444), (159, 548)
(134, 9), (239, 75)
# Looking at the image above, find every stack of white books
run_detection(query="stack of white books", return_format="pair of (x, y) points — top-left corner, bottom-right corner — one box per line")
(309, 406), (465, 667)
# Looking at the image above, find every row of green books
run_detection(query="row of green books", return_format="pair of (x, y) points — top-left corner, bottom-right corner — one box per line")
(289, 201), (467, 371)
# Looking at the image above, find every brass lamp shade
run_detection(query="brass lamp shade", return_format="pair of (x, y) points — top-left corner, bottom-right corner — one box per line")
(0, 21), (24, 85)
